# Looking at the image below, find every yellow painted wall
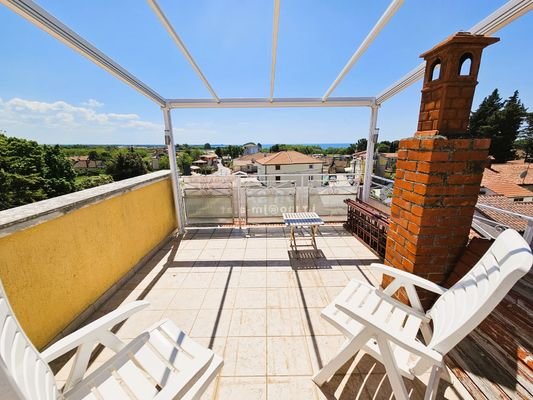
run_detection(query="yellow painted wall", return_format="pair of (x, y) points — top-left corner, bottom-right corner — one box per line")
(0, 177), (177, 349)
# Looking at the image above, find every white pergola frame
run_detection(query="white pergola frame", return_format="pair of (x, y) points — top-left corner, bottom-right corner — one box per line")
(2, 0), (531, 232)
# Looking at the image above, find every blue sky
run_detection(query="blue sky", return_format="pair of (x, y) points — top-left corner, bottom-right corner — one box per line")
(0, 0), (531, 145)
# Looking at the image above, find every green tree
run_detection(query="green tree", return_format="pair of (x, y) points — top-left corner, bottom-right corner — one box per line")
(177, 153), (193, 175)
(159, 155), (170, 170)
(226, 145), (243, 159)
(215, 147), (222, 158)
(498, 91), (527, 161)
(355, 138), (367, 152)
(204, 143), (212, 150)
(42, 145), (76, 197)
(0, 134), (76, 210)
(75, 175), (114, 190)
(519, 113), (533, 161)
(469, 89), (527, 162)
(376, 141), (391, 153)
(270, 144), (280, 153)
(88, 150), (99, 162)
(469, 89), (503, 137)
(106, 152), (148, 181)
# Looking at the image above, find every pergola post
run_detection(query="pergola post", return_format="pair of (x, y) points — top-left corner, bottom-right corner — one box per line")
(362, 105), (379, 201)
(162, 107), (185, 234)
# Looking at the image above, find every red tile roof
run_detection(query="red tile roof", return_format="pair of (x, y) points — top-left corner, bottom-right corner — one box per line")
(476, 195), (533, 231)
(484, 160), (533, 185)
(255, 151), (323, 165)
(481, 174), (533, 198)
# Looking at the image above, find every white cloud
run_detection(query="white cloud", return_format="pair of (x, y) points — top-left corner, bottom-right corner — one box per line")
(81, 99), (104, 108)
(0, 97), (164, 143)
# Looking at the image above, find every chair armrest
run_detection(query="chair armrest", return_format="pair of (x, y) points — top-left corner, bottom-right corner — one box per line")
(335, 300), (442, 364)
(41, 300), (149, 363)
(370, 263), (447, 295)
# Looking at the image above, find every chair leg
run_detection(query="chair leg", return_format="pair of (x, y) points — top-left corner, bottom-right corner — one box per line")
(312, 329), (372, 386)
(376, 335), (410, 400)
(423, 365), (442, 400)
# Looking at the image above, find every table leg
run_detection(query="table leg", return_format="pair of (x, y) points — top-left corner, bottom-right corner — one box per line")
(311, 225), (318, 250)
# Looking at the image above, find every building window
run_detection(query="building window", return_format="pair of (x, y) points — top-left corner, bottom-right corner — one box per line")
(275, 165), (280, 170)
(309, 164), (313, 169)
(308, 176), (313, 181)
(275, 176), (280, 181)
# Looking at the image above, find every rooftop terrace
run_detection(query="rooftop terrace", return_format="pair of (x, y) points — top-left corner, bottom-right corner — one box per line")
(50, 226), (467, 400)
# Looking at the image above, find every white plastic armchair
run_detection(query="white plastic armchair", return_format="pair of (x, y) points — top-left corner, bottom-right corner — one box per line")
(0, 280), (222, 400)
(313, 229), (532, 400)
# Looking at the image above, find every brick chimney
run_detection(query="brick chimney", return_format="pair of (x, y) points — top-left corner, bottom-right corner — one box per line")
(384, 33), (499, 306)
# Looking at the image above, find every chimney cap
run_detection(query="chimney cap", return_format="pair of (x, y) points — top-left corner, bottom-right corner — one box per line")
(420, 32), (499, 59)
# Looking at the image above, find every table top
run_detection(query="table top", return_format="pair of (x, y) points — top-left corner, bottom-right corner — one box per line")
(282, 212), (324, 226)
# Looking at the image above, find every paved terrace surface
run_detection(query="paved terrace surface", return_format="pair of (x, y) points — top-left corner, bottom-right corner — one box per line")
(53, 225), (466, 399)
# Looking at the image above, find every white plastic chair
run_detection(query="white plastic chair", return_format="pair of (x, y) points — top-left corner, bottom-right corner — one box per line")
(313, 229), (532, 400)
(0, 280), (223, 400)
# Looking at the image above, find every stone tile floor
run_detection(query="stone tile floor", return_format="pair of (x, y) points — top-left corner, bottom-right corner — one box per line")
(54, 225), (468, 399)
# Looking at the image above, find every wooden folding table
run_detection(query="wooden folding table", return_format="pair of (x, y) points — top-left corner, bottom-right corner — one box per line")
(283, 212), (324, 251)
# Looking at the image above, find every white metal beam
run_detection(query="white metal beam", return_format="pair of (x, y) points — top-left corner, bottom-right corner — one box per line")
(163, 108), (185, 234)
(0, 0), (166, 107)
(322, 0), (404, 102)
(167, 97), (375, 109)
(376, 0), (533, 104)
(147, 0), (220, 102)
(362, 105), (379, 202)
(269, 0), (281, 101)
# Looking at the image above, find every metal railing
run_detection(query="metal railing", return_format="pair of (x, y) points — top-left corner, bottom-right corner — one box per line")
(474, 203), (533, 244)
(369, 175), (394, 207)
(180, 173), (361, 225)
(344, 198), (389, 258)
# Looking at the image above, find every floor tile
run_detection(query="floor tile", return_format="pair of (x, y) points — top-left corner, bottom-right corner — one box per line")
(318, 270), (350, 287)
(267, 376), (319, 400)
(215, 377), (266, 400)
(267, 336), (313, 376)
(210, 270), (241, 288)
(267, 287), (301, 308)
(201, 288), (237, 310)
(168, 288), (207, 309)
(223, 337), (267, 377)
(151, 272), (188, 289)
(143, 288), (177, 310)
(302, 307), (340, 336)
(234, 288), (267, 309)
(190, 308), (232, 338)
(239, 271), (267, 287)
(181, 272), (214, 288)
(266, 271), (295, 288)
(296, 286), (330, 308)
(267, 308), (305, 336)
(229, 309), (267, 337)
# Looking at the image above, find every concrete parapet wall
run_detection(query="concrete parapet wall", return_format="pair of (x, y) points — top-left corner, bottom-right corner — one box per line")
(0, 171), (177, 348)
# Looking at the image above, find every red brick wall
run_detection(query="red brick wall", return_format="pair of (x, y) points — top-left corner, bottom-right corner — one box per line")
(384, 137), (490, 305)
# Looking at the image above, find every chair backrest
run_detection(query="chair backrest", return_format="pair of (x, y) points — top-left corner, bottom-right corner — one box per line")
(0, 280), (60, 400)
(427, 229), (532, 355)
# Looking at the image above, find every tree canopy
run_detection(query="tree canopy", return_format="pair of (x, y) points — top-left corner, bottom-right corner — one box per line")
(106, 150), (148, 181)
(469, 89), (528, 162)
(0, 133), (76, 210)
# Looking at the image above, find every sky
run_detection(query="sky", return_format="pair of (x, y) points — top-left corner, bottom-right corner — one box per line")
(0, 0), (531, 146)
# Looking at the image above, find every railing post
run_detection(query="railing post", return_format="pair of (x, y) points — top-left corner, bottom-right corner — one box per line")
(362, 104), (379, 202)
(524, 220), (533, 246)
(162, 107), (185, 234)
